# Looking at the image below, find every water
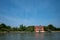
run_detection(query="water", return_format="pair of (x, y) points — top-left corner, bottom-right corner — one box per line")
(0, 32), (60, 40)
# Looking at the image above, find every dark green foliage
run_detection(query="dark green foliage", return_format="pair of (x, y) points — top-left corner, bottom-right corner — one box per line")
(44, 26), (48, 31)
(47, 24), (56, 31)
(0, 23), (7, 29)
(0, 23), (60, 32)
(26, 26), (34, 32)
(0, 23), (11, 31)
(19, 24), (26, 31)
(55, 28), (60, 31)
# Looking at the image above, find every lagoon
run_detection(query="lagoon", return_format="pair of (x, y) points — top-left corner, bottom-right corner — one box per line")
(0, 32), (60, 40)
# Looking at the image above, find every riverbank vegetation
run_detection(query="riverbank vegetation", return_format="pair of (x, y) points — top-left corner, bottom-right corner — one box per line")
(0, 23), (60, 33)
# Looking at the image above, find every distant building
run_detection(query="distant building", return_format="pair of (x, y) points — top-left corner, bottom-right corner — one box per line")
(34, 26), (45, 32)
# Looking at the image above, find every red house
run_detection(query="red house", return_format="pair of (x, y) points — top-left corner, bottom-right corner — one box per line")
(35, 26), (45, 32)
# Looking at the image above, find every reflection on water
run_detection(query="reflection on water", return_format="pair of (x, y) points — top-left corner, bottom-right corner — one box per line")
(35, 33), (44, 40)
(0, 32), (60, 40)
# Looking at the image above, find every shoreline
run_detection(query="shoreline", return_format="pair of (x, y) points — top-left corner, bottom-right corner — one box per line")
(0, 31), (60, 33)
(52, 31), (60, 32)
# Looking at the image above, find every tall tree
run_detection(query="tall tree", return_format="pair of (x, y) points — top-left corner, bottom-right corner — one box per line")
(47, 24), (56, 31)
(19, 24), (26, 31)
(26, 26), (34, 32)
(0, 23), (7, 28)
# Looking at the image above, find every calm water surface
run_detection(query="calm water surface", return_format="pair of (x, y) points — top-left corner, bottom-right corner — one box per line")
(0, 32), (60, 40)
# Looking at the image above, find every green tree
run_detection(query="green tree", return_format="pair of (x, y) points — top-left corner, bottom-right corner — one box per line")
(47, 24), (56, 31)
(12, 27), (18, 31)
(0, 23), (11, 31)
(26, 26), (34, 32)
(0, 23), (7, 31)
(44, 26), (48, 31)
(19, 24), (26, 31)
(0, 23), (7, 28)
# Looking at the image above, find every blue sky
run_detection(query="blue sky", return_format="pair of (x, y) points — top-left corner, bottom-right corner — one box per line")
(0, 0), (60, 27)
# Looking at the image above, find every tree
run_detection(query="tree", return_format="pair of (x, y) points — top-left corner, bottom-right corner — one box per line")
(26, 26), (34, 32)
(0, 23), (7, 28)
(44, 26), (48, 31)
(19, 24), (26, 31)
(0, 23), (7, 31)
(47, 24), (56, 31)
(0, 23), (11, 31)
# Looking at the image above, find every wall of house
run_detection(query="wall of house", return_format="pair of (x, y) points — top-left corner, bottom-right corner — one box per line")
(34, 26), (45, 32)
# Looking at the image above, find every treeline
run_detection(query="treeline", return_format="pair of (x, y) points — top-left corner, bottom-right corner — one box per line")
(0, 23), (34, 32)
(0, 23), (60, 32)
(44, 24), (60, 31)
